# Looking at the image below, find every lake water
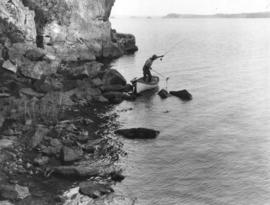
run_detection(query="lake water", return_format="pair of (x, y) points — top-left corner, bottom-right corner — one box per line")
(110, 18), (270, 205)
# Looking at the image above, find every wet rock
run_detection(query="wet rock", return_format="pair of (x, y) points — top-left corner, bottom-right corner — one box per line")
(33, 155), (49, 166)
(0, 184), (30, 201)
(102, 69), (126, 86)
(19, 88), (45, 98)
(24, 48), (46, 61)
(170, 89), (192, 101)
(109, 171), (125, 182)
(103, 91), (124, 104)
(115, 128), (160, 139)
(30, 125), (49, 149)
(60, 147), (83, 163)
(79, 182), (114, 199)
(53, 166), (100, 178)
(122, 93), (136, 101)
(158, 89), (169, 99)
(101, 84), (133, 93)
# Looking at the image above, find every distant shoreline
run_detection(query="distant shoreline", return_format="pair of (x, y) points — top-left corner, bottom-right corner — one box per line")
(164, 12), (270, 19)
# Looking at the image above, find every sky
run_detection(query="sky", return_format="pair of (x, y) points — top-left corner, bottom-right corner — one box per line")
(112, 0), (270, 16)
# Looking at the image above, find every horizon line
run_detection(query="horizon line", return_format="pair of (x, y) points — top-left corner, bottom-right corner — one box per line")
(112, 10), (270, 17)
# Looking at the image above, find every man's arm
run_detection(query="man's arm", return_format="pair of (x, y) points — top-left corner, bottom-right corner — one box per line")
(153, 55), (164, 60)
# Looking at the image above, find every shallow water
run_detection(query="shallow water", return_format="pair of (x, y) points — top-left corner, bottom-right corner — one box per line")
(110, 18), (270, 205)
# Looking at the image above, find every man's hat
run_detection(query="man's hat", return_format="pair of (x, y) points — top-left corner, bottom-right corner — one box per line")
(151, 54), (158, 59)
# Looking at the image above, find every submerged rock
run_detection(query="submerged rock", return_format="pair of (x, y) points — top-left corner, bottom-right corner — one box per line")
(170, 89), (192, 101)
(115, 128), (160, 139)
(158, 89), (169, 99)
(79, 182), (114, 199)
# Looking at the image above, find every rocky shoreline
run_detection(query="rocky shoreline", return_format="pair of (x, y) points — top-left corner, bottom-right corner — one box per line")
(0, 57), (137, 205)
(0, 0), (139, 204)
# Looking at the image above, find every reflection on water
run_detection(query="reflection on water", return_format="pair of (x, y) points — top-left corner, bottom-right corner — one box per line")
(111, 18), (270, 205)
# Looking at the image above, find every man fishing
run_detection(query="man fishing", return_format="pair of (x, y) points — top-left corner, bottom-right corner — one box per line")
(143, 54), (164, 82)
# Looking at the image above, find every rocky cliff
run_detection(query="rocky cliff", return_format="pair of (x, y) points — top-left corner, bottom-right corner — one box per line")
(0, 0), (137, 62)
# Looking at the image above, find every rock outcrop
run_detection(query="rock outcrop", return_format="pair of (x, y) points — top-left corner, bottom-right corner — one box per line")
(1, 0), (137, 62)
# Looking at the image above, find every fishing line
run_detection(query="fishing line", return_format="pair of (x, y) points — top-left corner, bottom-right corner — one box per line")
(152, 69), (170, 90)
(162, 39), (185, 57)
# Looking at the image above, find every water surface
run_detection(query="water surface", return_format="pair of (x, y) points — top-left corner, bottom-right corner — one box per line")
(111, 18), (270, 205)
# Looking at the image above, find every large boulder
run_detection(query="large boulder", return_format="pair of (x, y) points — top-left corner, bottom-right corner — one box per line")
(111, 31), (138, 53)
(115, 128), (160, 139)
(102, 69), (126, 86)
(170, 90), (192, 101)
(79, 182), (114, 199)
